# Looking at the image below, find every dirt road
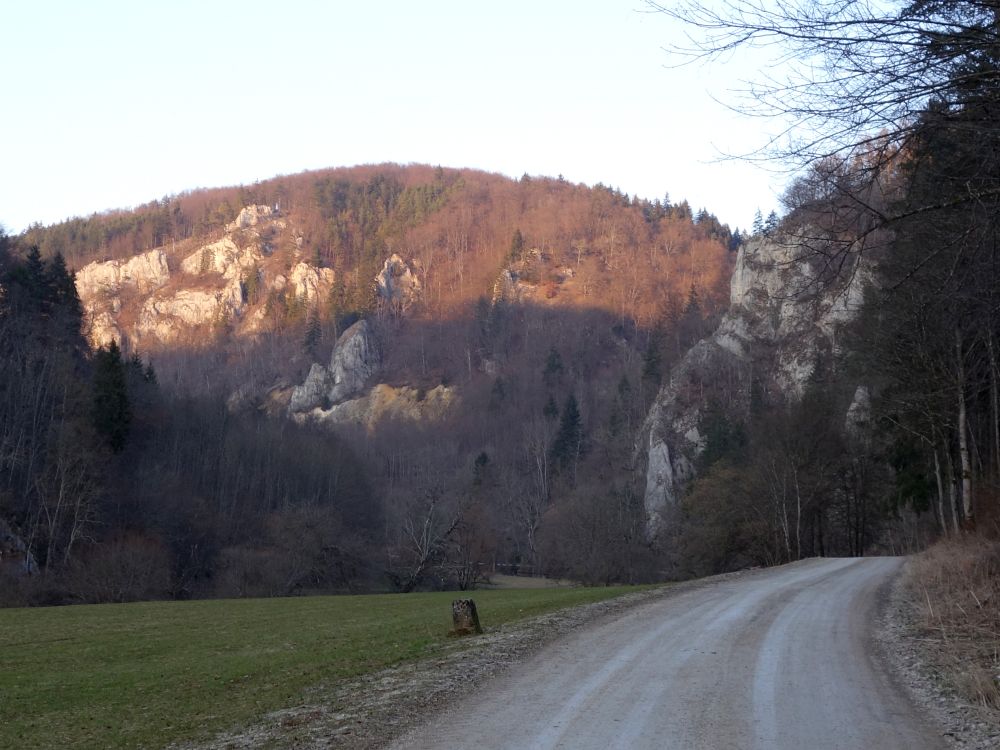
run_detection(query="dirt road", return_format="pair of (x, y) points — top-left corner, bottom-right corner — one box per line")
(391, 557), (941, 750)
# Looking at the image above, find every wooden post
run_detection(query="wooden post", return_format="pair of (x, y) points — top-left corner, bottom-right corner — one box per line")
(451, 598), (483, 635)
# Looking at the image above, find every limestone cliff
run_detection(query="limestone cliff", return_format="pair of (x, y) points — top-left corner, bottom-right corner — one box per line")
(289, 319), (383, 413)
(640, 230), (870, 528)
(73, 205), (335, 348)
(375, 254), (422, 312)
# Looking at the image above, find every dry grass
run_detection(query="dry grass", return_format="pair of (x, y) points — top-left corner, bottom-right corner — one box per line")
(907, 534), (1000, 709)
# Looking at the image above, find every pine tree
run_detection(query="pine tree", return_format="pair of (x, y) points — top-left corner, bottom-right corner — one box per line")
(304, 307), (322, 356)
(509, 229), (525, 263)
(92, 341), (131, 453)
(550, 393), (583, 471)
(752, 209), (764, 236)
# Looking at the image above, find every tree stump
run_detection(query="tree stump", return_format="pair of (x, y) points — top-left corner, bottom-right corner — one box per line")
(451, 598), (483, 635)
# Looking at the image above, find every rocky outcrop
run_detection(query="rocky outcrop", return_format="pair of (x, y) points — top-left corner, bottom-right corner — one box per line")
(287, 262), (335, 303)
(135, 281), (244, 345)
(492, 269), (536, 304)
(640, 230), (871, 528)
(376, 254), (421, 311)
(72, 204), (342, 348)
(76, 249), (171, 301)
(180, 236), (262, 281)
(75, 249), (172, 346)
(228, 204), (273, 232)
(294, 383), (458, 431)
(289, 319), (382, 413)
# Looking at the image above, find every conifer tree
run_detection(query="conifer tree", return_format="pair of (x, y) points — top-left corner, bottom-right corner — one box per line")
(304, 307), (322, 356)
(92, 341), (131, 453)
(550, 393), (583, 471)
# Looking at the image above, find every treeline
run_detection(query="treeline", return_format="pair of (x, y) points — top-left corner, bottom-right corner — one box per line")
(0, 236), (379, 605)
(667, 0), (1000, 570)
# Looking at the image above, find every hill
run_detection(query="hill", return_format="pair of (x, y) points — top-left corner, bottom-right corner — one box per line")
(1, 164), (738, 602)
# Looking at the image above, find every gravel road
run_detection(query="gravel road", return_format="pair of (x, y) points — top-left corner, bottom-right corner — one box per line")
(391, 557), (941, 750)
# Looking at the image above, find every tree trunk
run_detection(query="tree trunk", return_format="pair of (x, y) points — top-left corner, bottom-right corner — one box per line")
(956, 329), (974, 525)
(933, 447), (948, 536)
(945, 448), (961, 533)
(988, 331), (1000, 479)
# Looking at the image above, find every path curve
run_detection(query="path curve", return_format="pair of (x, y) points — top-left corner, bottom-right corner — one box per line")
(391, 557), (941, 750)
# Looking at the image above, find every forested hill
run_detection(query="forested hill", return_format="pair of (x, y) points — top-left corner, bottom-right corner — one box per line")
(2, 165), (741, 605)
(20, 164), (738, 325)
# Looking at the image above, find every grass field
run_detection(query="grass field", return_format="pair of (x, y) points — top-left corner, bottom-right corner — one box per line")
(0, 585), (650, 749)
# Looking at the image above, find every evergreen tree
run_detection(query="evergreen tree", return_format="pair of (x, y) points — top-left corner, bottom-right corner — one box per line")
(642, 325), (665, 387)
(92, 341), (131, 453)
(304, 307), (322, 356)
(752, 209), (764, 236)
(764, 210), (779, 234)
(509, 229), (525, 263)
(550, 393), (583, 471)
(728, 229), (743, 252)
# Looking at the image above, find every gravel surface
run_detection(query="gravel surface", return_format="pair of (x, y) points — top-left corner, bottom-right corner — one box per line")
(393, 557), (938, 750)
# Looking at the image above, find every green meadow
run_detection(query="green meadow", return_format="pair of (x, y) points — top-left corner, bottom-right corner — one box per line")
(0, 585), (650, 749)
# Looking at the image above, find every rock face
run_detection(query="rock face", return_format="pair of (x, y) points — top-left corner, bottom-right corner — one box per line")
(180, 237), (260, 281)
(76, 249), (171, 300)
(289, 319), (382, 413)
(375, 254), (421, 311)
(288, 262), (335, 303)
(640, 230), (871, 529)
(73, 204), (338, 348)
(288, 317), (457, 430)
(75, 249), (171, 347)
(294, 383), (458, 430)
(228, 204), (273, 231)
(135, 284), (245, 344)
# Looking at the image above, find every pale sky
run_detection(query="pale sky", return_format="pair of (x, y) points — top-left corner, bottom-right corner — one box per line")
(0, 1), (787, 235)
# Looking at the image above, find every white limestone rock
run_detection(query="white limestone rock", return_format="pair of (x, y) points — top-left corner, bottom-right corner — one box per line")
(181, 237), (260, 281)
(288, 262), (335, 303)
(375, 254), (421, 311)
(135, 278), (245, 344)
(640, 229), (873, 528)
(289, 363), (335, 413)
(227, 204), (273, 232)
(86, 311), (122, 348)
(75, 249), (170, 301)
(288, 319), (382, 413)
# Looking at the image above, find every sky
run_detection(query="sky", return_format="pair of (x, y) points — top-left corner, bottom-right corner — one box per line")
(0, 1), (789, 235)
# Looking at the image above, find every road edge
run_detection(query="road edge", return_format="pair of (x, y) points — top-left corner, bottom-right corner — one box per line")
(875, 557), (1000, 749)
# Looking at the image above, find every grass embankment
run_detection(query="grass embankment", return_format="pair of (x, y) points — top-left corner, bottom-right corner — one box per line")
(906, 534), (1000, 708)
(0, 585), (648, 749)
